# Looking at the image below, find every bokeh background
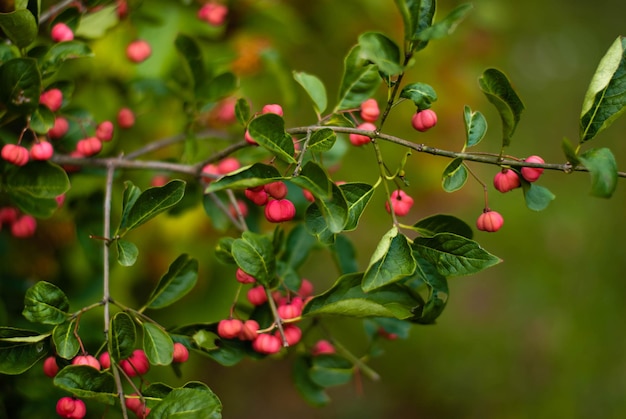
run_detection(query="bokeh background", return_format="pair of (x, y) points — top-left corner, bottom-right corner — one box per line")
(2, 0), (626, 418)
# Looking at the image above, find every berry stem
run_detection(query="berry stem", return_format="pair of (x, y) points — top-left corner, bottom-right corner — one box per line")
(265, 288), (288, 347)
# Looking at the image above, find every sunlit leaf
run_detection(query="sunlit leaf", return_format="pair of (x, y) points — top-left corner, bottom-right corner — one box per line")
(400, 82), (437, 109)
(463, 105), (487, 147)
(294, 71), (327, 114)
(362, 227), (417, 292)
(143, 323), (173, 365)
(358, 32), (403, 76)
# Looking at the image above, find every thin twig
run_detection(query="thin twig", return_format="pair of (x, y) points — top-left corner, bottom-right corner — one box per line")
(40, 0), (76, 23)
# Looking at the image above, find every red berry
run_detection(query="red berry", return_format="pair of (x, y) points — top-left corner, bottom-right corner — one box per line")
(476, 210), (504, 233)
(30, 141), (54, 161)
(311, 339), (335, 356)
(95, 120), (114, 142)
(245, 188), (269, 206)
(277, 299), (302, 320)
(197, 2), (228, 26)
(378, 328), (399, 340)
(117, 108), (135, 129)
(72, 355), (101, 370)
(264, 199), (296, 223)
(43, 356), (59, 377)
(0, 207), (19, 226)
(360, 98), (380, 122)
(244, 129), (257, 145)
(11, 215), (36, 238)
(252, 333), (282, 354)
(126, 40), (151, 63)
(1, 144), (30, 166)
(247, 285), (268, 306)
(521, 155), (545, 182)
(122, 349), (149, 376)
(411, 109), (437, 132)
(201, 163), (220, 184)
(302, 189), (315, 202)
(217, 319), (243, 339)
(264, 181), (288, 199)
(238, 319), (260, 341)
(261, 103), (283, 116)
(51, 23), (74, 42)
(214, 97), (237, 124)
(40, 88), (63, 112)
(151, 175), (169, 187)
(298, 279), (314, 298)
(172, 342), (189, 363)
(493, 169), (521, 193)
(349, 122), (375, 146)
(75, 137), (102, 156)
(229, 200), (248, 218)
(235, 268), (256, 284)
(217, 157), (240, 174)
(98, 352), (111, 369)
(275, 324), (302, 346)
(56, 397), (86, 419)
(125, 394), (142, 414)
(385, 189), (414, 217)
(55, 194), (66, 207)
(117, 0), (129, 19)
(49, 117), (69, 139)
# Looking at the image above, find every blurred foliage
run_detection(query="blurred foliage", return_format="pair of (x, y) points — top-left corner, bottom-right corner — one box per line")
(2, 0), (626, 418)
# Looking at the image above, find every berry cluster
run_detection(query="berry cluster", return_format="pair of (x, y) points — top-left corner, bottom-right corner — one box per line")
(0, 207), (37, 238)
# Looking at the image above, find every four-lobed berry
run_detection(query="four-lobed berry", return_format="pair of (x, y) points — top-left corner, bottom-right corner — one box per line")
(247, 285), (268, 306)
(117, 108), (136, 129)
(252, 333), (282, 354)
(1, 144), (30, 166)
(43, 356), (59, 377)
(72, 355), (101, 370)
(493, 169), (520, 193)
(197, 2), (228, 26)
(385, 189), (414, 217)
(476, 210), (504, 233)
(521, 155), (545, 182)
(411, 109), (437, 132)
(262, 103), (284, 116)
(235, 267), (256, 284)
(275, 324), (302, 346)
(264, 199), (296, 223)
(217, 319), (243, 339)
(360, 98), (380, 122)
(56, 397), (86, 419)
(238, 319), (260, 341)
(51, 23), (74, 42)
(126, 40), (152, 63)
(49, 117), (70, 139)
(245, 187), (269, 206)
(120, 349), (150, 377)
(349, 122), (376, 146)
(311, 339), (336, 356)
(30, 141), (54, 161)
(40, 88), (63, 112)
(264, 181), (288, 199)
(172, 342), (189, 363)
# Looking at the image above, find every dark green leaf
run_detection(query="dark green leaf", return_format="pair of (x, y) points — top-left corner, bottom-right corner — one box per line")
(335, 45), (381, 111)
(411, 255), (449, 324)
(362, 227), (417, 292)
(198, 72), (238, 103)
(463, 105), (487, 147)
(307, 128), (337, 152)
(174, 34), (204, 89)
(309, 354), (354, 387)
(143, 323), (173, 365)
(30, 106), (55, 134)
(413, 233), (501, 277)
(204, 163), (283, 193)
(0, 58), (40, 114)
(522, 182), (556, 211)
(394, 0), (435, 51)
(116, 239), (138, 267)
(7, 193), (59, 218)
(478, 68), (525, 147)
(40, 41), (94, 78)
(358, 32), (403, 76)
(580, 36), (626, 142)
(214, 237), (235, 264)
(0, 328), (50, 374)
(0, 9), (37, 48)
(146, 254), (199, 309)
(119, 181), (142, 230)
(232, 231), (275, 286)
(0, 42), (20, 64)
(248, 113), (296, 164)
(562, 137), (582, 166)
(293, 356), (330, 406)
(304, 201), (335, 245)
(52, 319), (80, 359)
(340, 182), (375, 231)
(400, 82), (437, 109)
(22, 281), (69, 325)
(413, 3), (472, 42)
(281, 224), (316, 270)
(120, 180), (186, 232)
(109, 312), (136, 361)
(53, 365), (117, 404)
(5, 160), (70, 199)
(290, 161), (332, 199)
(235, 97), (250, 126)
(330, 235), (359, 275)
(294, 71), (327, 114)
(578, 147), (618, 198)
(442, 158), (468, 192)
(149, 387), (222, 418)
(413, 214), (473, 239)
(307, 182), (349, 235)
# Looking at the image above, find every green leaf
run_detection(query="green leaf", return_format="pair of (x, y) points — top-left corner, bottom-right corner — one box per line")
(109, 312), (136, 361)
(40, 41), (94, 78)
(0, 328), (50, 374)
(478, 68), (525, 147)
(293, 356), (330, 407)
(413, 233), (501, 277)
(231, 231), (275, 286)
(335, 45), (381, 111)
(309, 182), (349, 234)
(149, 387), (222, 418)
(30, 106), (55, 134)
(116, 239), (138, 267)
(562, 137), (582, 166)
(281, 224), (316, 270)
(235, 98), (250, 126)
(204, 163), (283, 193)
(309, 355), (354, 388)
(441, 158), (468, 192)
(146, 254), (199, 309)
(578, 147), (618, 198)
(463, 105), (488, 147)
(411, 255), (449, 324)
(290, 161), (332, 199)
(413, 214), (473, 239)
(0, 9), (37, 48)
(5, 160), (70, 199)
(400, 82), (437, 110)
(120, 180), (186, 232)
(174, 34), (204, 89)
(53, 365), (117, 404)
(580, 36), (626, 142)
(22, 281), (69, 325)
(303, 273), (422, 320)
(119, 181), (142, 230)
(522, 183), (556, 211)
(247, 113), (296, 164)
(413, 3), (473, 42)
(362, 227), (417, 292)
(143, 323), (173, 366)
(330, 235), (359, 275)
(307, 128), (337, 152)
(52, 319), (80, 359)
(7, 194), (59, 218)
(394, 0), (435, 51)
(358, 32), (403, 76)
(198, 72), (238, 103)
(340, 182), (375, 231)
(0, 58), (41, 115)
(294, 71), (327, 114)
(304, 202), (335, 245)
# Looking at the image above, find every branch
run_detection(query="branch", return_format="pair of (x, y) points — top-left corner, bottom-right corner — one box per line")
(40, 0), (76, 23)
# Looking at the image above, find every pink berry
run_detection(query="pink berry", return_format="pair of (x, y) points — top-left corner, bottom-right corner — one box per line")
(30, 141), (54, 161)
(55, 194), (66, 207)
(493, 169), (521, 193)
(311, 339), (335, 356)
(1, 144), (30, 166)
(378, 328), (398, 340)
(217, 157), (240, 174)
(476, 210), (504, 233)
(247, 285), (268, 306)
(217, 319), (243, 339)
(51, 23), (74, 42)
(172, 342), (189, 363)
(49, 117), (69, 139)
(0, 207), (19, 225)
(214, 97), (237, 124)
(277, 299), (303, 320)
(349, 122), (376, 146)
(117, 108), (135, 129)
(235, 268), (256, 284)
(245, 188), (269, 206)
(385, 189), (414, 217)
(275, 324), (302, 346)
(521, 155), (545, 182)
(98, 352), (110, 369)
(264, 181), (288, 199)
(75, 137), (102, 156)
(238, 319), (260, 341)
(197, 3), (228, 26)
(11, 215), (36, 238)
(244, 129), (257, 145)
(56, 397), (86, 419)
(228, 200), (248, 218)
(72, 355), (101, 370)
(261, 104), (284, 116)
(360, 98), (380, 122)
(95, 121), (114, 142)
(126, 40), (151, 63)
(264, 199), (296, 223)
(411, 109), (437, 132)
(302, 189), (315, 202)
(201, 163), (220, 184)
(125, 394), (143, 415)
(123, 349), (149, 376)
(298, 279), (314, 298)
(40, 88), (63, 112)
(43, 356), (59, 377)
(252, 333), (282, 354)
